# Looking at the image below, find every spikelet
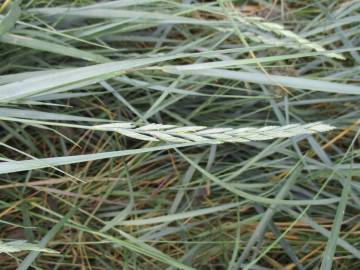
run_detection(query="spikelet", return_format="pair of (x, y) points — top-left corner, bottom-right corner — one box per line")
(91, 121), (335, 144)
(0, 240), (58, 254)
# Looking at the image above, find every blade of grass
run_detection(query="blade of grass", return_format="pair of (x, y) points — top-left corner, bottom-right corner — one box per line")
(320, 169), (353, 270)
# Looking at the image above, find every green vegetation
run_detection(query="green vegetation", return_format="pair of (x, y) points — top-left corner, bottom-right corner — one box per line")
(0, 0), (359, 269)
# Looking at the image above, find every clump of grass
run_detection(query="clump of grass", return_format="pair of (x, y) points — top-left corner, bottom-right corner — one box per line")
(0, 0), (359, 269)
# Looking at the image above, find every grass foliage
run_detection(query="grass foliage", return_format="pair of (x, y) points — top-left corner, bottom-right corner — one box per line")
(0, 0), (359, 269)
